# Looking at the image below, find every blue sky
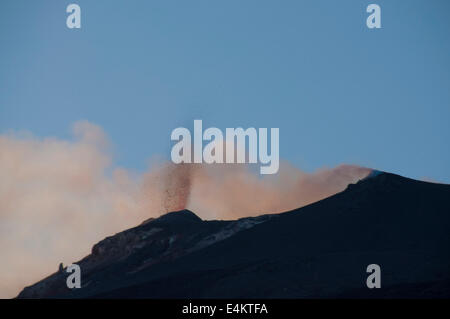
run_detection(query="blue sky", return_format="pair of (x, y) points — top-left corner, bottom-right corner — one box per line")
(1, 0), (449, 182)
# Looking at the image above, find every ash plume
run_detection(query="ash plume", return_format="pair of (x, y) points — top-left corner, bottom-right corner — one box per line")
(0, 121), (371, 298)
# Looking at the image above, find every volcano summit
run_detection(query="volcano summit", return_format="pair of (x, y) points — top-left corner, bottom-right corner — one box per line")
(18, 172), (450, 298)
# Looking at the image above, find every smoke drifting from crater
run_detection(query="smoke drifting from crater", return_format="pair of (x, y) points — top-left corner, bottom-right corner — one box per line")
(0, 121), (370, 298)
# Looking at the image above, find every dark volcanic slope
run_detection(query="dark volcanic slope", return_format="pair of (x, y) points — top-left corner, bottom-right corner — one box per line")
(18, 172), (450, 298)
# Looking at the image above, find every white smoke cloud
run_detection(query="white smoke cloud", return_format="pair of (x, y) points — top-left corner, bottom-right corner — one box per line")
(0, 121), (370, 298)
